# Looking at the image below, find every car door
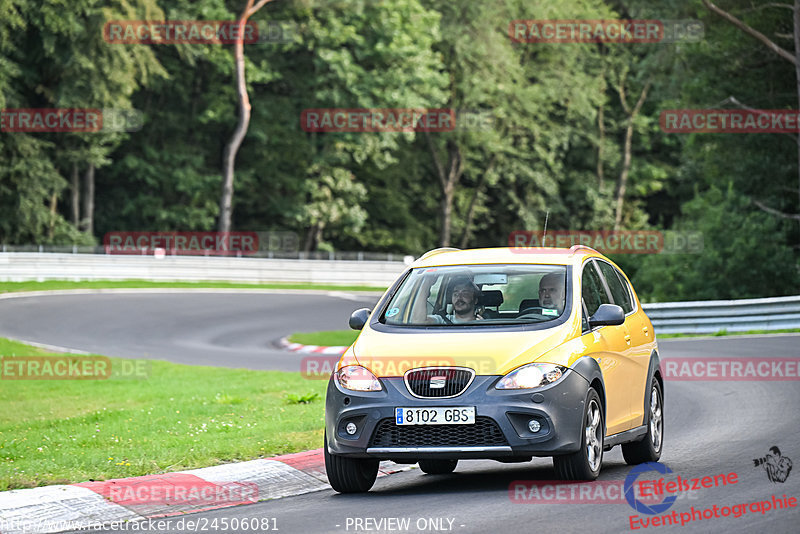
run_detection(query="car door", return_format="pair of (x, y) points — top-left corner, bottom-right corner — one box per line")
(596, 261), (653, 427)
(579, 259), (633, 435)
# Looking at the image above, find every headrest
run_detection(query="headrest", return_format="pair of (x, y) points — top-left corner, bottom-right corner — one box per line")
(480, 290), (504, 307)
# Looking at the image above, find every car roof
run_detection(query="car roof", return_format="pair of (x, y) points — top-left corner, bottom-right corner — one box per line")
(410, 246), (603, 268)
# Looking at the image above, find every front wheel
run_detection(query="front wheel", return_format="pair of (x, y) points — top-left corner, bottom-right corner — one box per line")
(418, 459), (458, 475)
(553, 388), (604, 480)
(622, 377), (663, 465)
(324, 431), (379, 493)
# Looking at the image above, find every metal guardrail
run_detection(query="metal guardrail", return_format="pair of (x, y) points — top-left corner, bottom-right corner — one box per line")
(642, 295), (800, 334)
(0, 252), (797, 333)
(0, 252), (408, 287)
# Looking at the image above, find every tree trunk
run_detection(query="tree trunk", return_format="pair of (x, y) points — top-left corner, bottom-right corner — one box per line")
(615, 121), (635, 231)
(81, 163), (95, 235)
(459, 156), (495, 248)
(218, 0), (276, 233)
(303, 222), (324, 252)
(425, 132), (463, 247)
(71, 164), (80, 226)
(459, 184), (481, 249)
(614, 78), (651, 231)
(439, 184), (454, 247)
(218, 26), (250, 234)
(597, 102), (605, 189)
(48, 192), (57, 240)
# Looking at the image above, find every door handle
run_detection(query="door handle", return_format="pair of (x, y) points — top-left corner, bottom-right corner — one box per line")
(643, 326), (649, 336)
(624, 334), (631, 345)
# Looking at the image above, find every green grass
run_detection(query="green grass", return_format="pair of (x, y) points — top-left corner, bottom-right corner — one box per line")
(288, 330), (359, 346)
(0, 338), (327, 491)
(0, 279), (383, 294)
(658, 328), (800, 338)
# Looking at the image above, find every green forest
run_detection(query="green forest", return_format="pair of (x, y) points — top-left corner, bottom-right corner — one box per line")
(0, 0), (798, 301)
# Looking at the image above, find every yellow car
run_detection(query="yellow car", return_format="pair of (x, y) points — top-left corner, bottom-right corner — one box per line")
(324, 246), (663, 492)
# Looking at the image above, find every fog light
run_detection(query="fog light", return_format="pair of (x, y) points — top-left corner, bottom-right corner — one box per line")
(345, 422), (357, 435)
(527, 419), (541, 433)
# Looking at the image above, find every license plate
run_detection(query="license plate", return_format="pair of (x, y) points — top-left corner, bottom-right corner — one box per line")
(395, 407), (475, 425)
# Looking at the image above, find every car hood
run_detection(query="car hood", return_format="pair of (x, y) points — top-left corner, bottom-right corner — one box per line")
(350, 322), (578, 377)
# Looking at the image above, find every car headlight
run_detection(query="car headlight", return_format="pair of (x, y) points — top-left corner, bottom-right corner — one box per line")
(495, 363), (567, 390)
(335, 365), (383, 392)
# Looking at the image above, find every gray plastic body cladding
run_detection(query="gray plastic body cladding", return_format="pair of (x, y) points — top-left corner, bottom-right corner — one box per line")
(325, 369), (590, 460)
(569, 355), (606, 430)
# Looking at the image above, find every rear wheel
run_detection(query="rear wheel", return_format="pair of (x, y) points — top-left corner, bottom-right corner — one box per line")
(418, 459), (458, 475)
(553, 388), (604, 481)
(622, 377), (663, 465)
(324, 431), (379, 493)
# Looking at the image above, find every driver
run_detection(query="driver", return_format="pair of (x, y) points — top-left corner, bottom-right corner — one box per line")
(413, 275), (484, 324)
(538, 272), (566, 314)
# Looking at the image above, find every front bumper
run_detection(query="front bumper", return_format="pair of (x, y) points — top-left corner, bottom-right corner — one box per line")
(325, 369), (589, 461)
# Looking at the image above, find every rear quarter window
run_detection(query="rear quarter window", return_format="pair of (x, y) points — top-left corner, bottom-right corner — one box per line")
(596, 261), (634, 314)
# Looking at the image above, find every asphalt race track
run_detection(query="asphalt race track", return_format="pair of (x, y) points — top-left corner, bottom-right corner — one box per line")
(0, 290), (380, 371)
(1, 291), (798, 533)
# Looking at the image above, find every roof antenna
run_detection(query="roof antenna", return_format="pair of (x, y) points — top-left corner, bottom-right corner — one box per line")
(542, 210), (550, 247)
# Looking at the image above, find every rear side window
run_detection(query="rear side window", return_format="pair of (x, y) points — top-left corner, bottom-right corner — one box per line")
(597, 261), (633, 314)
(581, 262), (609, 317)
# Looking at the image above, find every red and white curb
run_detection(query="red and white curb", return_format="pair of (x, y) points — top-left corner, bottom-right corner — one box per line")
(0, 450), (411, 534)
(277, 336), (347, 355)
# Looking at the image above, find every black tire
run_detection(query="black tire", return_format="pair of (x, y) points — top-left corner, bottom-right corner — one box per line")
(553, 388), (604, 481)
(324, 431), (379, 493)
(622, 377), (663, 465)
(418, 459), (458, 475)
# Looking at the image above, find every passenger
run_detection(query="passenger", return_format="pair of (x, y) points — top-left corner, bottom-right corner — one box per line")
(538, 272), (566, 314)
(412, 275), (484, 324)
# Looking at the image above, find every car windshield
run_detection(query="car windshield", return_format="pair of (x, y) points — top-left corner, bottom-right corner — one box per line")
(381, 264), (568, 326)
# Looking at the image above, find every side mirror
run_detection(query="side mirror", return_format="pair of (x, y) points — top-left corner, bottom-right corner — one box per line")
(588, 303), (625, 328)
(349, 308), (371, 330)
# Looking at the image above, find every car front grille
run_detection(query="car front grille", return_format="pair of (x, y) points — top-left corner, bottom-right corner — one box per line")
(369, 417), (508, 447)
(404, 367), (475, 398)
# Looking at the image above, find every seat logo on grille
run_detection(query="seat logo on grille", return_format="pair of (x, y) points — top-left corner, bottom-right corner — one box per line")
(429, 376), (447, 389)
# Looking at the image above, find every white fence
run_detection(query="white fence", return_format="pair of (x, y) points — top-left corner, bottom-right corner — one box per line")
(0, 252), (407, 287)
